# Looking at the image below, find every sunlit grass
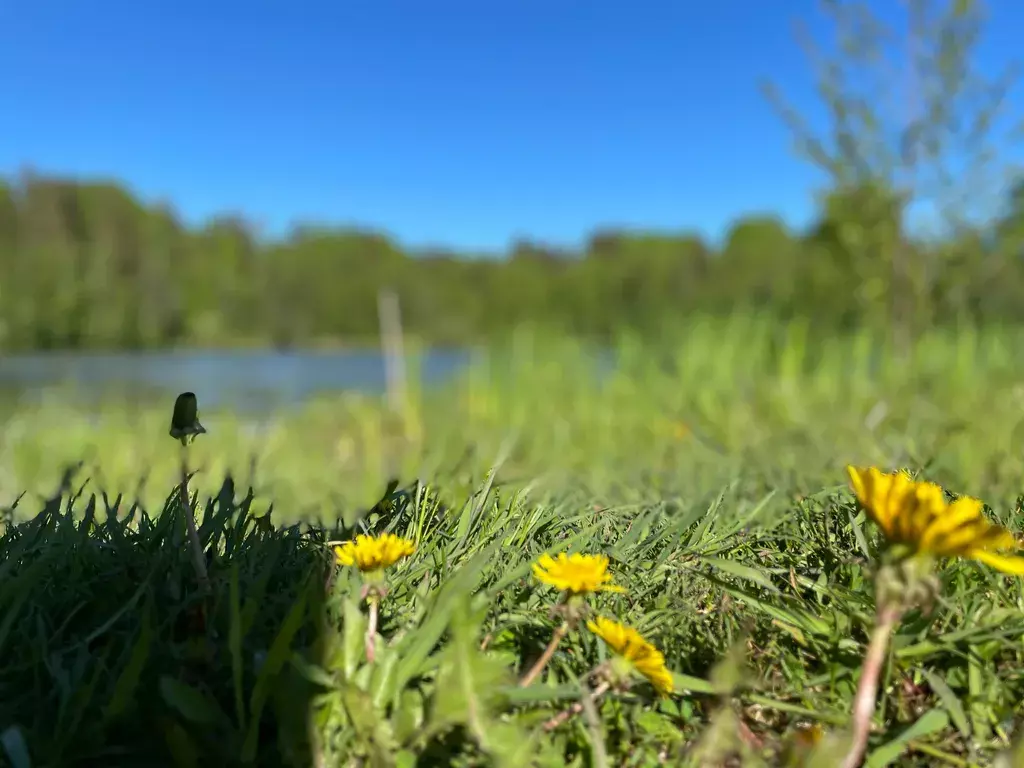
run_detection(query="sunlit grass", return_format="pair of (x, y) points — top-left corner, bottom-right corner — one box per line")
(4, 317), (1024, 765)
(7, 318), (1024, 513)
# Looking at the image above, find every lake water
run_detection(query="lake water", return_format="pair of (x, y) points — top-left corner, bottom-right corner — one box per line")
(0, 349), (474, 409)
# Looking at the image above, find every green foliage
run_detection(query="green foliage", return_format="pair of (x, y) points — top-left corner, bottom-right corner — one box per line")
(11, 321), (1024, 517)
(4, 328), (1024, 764)
(2, 163), (1024, 351)
(763, 0), (1022, 342)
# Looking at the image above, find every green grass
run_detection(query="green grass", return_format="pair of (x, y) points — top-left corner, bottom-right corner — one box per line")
(4, 317), (1024, 766)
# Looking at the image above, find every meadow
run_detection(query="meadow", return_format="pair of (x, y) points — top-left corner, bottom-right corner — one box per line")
(4, 315), (1024, 766)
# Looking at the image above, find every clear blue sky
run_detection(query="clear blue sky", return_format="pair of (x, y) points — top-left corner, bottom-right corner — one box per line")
(1, 1), (1021, 253)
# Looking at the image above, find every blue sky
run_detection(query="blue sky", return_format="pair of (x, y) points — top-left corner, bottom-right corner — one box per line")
(1, 1), (1021, 253)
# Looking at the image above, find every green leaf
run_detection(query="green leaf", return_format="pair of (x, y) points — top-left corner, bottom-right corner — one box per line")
(429, 598), (534, 768)
(672, 671), (716, 695)
(228, 565), (246, 731)
(158, 676), (228, 726)
(635, 710), (683, 743)
(160, 717), (200, 768)
(920, 668), (969, 738)
(393, 545), (498, 689)
(721, 490), (777, 538)
(242, 576), (310, 761)
(848, 508), (870, 558)
(370, 642), (400, 710)
(699, 556), (780, 593)
(341, 593), (367, 680)
(865, 709), (949, 767)
(718, 584), (832, 636)
(499, 683), (583, 705)
(487, 722), (541, 768)
(104, 595), (155, 722)
(0, 557), (49, 656)
(393, 689), (426, 745)
(340, 683), (398, 761)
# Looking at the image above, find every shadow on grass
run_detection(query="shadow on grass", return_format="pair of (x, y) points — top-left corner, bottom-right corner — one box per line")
(3, 461), (761, 767)
(0, 465), (342, 767)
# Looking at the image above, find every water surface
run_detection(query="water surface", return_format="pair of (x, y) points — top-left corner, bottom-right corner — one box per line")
(0, 348), (473, 410)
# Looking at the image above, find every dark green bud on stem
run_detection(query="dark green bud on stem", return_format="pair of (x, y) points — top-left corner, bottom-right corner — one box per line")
(169, 391), (207, 446)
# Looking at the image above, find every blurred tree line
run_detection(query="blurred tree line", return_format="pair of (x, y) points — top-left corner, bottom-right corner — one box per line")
(0, 0), (1020, 352)
(0, 169), (1023, 352)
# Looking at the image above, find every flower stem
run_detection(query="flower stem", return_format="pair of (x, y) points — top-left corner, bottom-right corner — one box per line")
(842, 602), (903, 768)
(179, 443), (210, 595)
(579, 680), (609, 768)
(543, 680), (611, 731)
(520, 622), (569, 687)
(365, 595), (379, 663)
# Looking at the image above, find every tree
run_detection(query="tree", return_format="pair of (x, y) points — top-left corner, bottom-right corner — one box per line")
(763, 0), (1021, 342)
(716, 216), (800, 312)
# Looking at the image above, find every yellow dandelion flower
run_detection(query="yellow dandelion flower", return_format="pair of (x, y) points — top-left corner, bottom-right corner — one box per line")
(334, 533), (416, 572)
(587, 616), (674, 696)
(846, 466), (1024, 575)
(532, 553), (626, 595)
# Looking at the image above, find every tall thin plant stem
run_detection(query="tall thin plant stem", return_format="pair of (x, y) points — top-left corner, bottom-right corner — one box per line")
(365, 595), (380, 663)
(179, 443), (210, 595)
(842, 602), (903, 768)
(520, 622), (569, 687)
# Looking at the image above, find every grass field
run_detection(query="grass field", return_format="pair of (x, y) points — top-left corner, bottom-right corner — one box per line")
(5, 316), (1024, 767)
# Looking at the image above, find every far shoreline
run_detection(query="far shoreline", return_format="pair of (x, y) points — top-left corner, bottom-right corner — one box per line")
(0, 338), (479, 358)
